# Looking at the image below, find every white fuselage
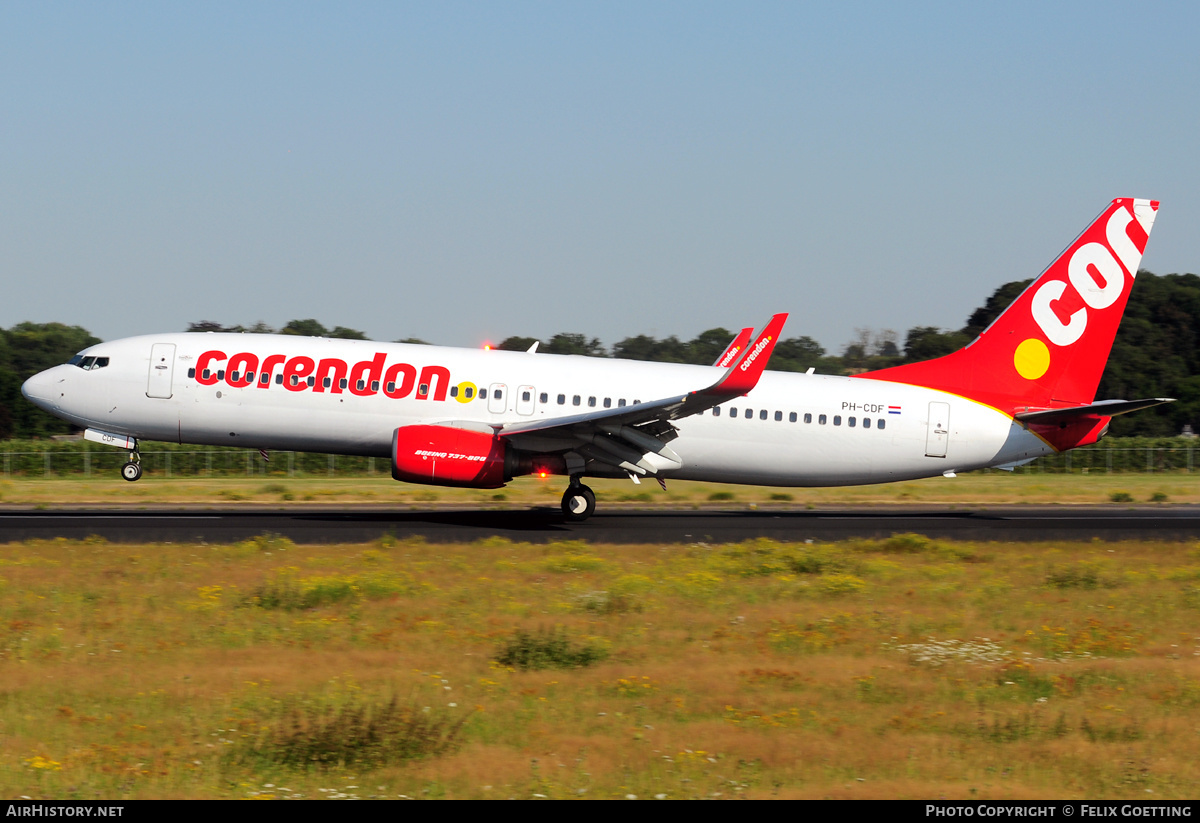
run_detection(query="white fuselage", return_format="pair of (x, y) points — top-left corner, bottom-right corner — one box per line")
(21, 333), (1055, 486)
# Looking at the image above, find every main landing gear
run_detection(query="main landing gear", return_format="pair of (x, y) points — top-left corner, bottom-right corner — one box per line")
(560, 478), (595, 522)
(121, 451), (142, 482)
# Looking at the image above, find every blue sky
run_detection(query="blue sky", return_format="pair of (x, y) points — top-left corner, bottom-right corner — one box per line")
(3, 2), (1197, 352)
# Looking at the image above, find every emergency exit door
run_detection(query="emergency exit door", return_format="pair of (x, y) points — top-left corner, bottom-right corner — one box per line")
(488, 383), (508, 414)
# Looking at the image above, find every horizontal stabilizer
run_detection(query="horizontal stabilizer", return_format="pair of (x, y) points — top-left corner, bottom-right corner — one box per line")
(1014, 398), (1175, 424)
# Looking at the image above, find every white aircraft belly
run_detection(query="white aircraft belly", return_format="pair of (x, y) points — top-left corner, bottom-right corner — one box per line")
(178, 389), (399, 455)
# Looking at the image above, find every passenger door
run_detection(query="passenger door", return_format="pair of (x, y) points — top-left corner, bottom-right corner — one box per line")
(146, 343), (176, 399)
(925, 401), (950, 457)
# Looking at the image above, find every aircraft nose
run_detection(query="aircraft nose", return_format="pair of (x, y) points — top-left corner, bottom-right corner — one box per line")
(21, 369), (59, 412)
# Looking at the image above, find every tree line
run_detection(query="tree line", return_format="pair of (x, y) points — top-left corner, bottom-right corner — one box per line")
(1, 272), (1196, 439)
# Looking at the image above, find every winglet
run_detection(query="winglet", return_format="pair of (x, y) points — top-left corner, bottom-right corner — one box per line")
(713, 327), (754, 368)
(710, 313), (788, 396)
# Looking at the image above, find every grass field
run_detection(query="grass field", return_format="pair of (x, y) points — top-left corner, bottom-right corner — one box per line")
(1, 531), (1198, 799)
(0, 471), (1198, 509)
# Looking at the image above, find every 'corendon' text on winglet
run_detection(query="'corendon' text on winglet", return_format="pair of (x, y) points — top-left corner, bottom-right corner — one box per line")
(713, 327), (754, 368)
(740, 335), (772, 372)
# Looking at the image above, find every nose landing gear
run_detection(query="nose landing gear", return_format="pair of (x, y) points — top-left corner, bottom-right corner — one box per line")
(121, 451), (142, 482)
(561, 478), (595, 522)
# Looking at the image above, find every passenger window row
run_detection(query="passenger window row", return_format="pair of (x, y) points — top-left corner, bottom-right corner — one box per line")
(185, 369), (649, 411)
(188, 366), (437, 396)
(184, 364), (880, 429)
(184, 364), (880, 428)
(712, 406), (887, 430)
(554, 394), (637, 407)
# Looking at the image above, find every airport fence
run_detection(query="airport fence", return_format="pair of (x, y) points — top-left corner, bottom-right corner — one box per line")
(999, 441), (1196, 474)
(0, 437), (1194, 479)
(0, 440), (378, 478)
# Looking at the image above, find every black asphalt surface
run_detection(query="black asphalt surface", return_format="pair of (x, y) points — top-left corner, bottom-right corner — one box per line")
(1, 506), (1199, 544)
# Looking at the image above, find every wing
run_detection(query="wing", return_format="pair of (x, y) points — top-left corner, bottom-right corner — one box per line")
(497, 314), (788, 476)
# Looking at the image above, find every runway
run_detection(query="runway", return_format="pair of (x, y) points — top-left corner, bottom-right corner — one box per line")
(1, 506), (1199, 544)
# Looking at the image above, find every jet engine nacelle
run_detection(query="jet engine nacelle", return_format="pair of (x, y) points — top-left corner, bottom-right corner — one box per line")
(392, 425), (512, 488)
(391, 424), (571, 488)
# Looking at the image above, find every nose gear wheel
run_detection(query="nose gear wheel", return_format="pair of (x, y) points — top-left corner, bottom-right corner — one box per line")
(121, 449), (142, 482)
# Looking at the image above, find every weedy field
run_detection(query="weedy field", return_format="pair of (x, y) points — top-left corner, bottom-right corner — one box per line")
(0, 532), (1198, 799)
(0, 471), (1197, 508)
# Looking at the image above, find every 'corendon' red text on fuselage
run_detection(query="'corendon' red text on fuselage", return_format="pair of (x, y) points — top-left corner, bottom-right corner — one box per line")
(193, 350), (452, 401)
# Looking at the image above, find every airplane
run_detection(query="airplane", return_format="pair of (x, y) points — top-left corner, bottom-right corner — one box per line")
(21, 197), (1172, 521)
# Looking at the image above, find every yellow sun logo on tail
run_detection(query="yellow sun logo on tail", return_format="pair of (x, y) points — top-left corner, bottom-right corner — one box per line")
(1013, 338), (1050, 380)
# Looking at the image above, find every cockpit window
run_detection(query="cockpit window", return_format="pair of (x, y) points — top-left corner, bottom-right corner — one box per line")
(71, 355), (110, 371)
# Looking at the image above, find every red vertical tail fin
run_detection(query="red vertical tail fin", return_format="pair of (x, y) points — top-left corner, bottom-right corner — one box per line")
(856, 198), (1159, 412)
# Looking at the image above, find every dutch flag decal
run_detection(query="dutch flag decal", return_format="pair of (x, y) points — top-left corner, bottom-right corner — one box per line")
(888, 405), (902, 415)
